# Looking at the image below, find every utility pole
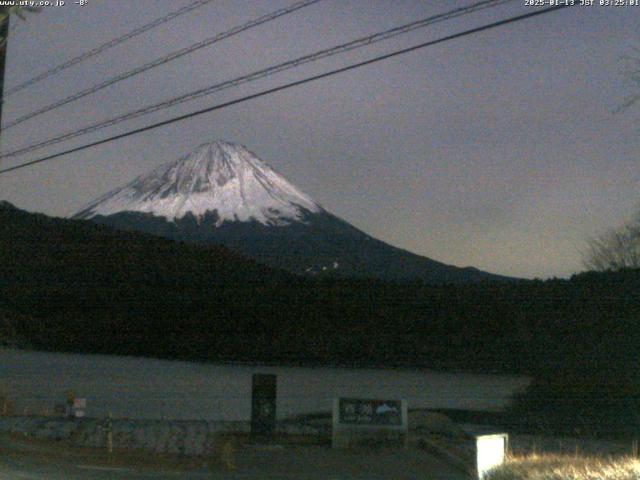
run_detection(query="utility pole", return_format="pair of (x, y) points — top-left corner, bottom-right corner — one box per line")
(0, 11), (9, 142)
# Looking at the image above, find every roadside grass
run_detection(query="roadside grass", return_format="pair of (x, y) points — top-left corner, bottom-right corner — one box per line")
(485, 453), (640, 480)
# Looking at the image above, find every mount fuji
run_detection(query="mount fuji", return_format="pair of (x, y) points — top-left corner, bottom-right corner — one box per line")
(75, 141), (509, 283)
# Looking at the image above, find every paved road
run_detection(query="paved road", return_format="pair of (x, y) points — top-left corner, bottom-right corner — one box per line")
(0, 434), (471, 479)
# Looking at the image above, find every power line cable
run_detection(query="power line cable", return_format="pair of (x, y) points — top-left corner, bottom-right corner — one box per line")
(4, 0), (216, 99)
(0, 0), (512, 158)
(1, 0), (324, 131)
(0, 4), (571, 177)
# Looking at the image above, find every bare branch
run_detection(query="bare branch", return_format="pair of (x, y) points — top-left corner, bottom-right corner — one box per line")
(583, 211), (640, 271)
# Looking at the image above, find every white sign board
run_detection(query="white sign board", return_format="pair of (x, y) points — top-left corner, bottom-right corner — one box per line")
(332, 398), (408, 448)
(72, 398), (86, 418)
(476, 433), (508, 479)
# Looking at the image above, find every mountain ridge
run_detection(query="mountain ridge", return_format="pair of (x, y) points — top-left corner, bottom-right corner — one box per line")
(74, 140), (513, 284)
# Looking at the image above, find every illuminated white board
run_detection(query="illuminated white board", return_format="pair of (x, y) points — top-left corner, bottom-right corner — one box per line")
(476, 433), (508, 479)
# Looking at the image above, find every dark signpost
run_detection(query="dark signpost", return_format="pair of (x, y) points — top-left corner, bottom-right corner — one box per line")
(250, 374), (277, 436)
(333, 397), (408, 448)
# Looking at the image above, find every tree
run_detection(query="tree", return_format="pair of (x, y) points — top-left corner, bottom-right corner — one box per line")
(583, 210), (640, 271)
(585, 52), (640, 271)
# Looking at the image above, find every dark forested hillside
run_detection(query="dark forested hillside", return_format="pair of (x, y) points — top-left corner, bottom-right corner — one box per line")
(1, 202), (639, 381)
(86, 209), (512, 284)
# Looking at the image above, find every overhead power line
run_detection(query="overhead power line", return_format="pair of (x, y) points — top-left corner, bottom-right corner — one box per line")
(1, 0), (324, 131)
(0, 0), (512, 159)
(0, 4), (571, 177)
(4, 0), (216, 99)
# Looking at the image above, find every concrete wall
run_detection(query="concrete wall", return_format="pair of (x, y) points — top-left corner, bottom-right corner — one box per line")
(0, 348), (530, 421)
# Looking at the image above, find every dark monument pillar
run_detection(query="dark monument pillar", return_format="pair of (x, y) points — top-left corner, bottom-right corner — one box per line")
(250, 373), (277, 436)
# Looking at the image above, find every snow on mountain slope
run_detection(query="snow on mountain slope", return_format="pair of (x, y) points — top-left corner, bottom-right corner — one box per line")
(75, 141), (322, 226)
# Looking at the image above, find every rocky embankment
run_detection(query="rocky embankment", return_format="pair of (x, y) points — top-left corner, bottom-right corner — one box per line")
(0, 417), (327, 455)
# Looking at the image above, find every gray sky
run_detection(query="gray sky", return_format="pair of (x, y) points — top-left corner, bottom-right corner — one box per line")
(0, 0), (638, 279)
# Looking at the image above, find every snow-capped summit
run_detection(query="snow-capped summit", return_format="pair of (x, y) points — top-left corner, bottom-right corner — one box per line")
(75, 141), (322, 226)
